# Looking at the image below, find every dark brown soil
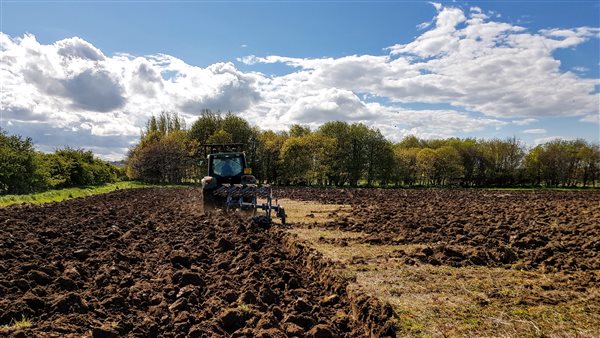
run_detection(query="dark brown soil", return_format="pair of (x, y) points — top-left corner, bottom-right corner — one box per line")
(0, 188), (393, 337)
(275, 188), (600, 273)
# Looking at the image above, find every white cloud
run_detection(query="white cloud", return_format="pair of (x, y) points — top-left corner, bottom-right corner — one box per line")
(430, 2), (442, 11)
(416, 21), (433, 30)
(573, 66), (590, 72)
(580, 114), (600, 124)
(534, 136), (573, 145)
(512, 118), (538, 125)
(1, 3), (599, 159)
(522, 128), (547, 134)
(254, 4), (599, 119)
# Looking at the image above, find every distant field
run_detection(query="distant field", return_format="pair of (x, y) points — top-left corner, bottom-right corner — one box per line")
(278, 187), (600, 337)
(0, 182), (187, 207)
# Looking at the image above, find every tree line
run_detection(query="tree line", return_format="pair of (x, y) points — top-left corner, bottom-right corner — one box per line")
(126, 111), (600, 188)
(0, 128), (121, 195)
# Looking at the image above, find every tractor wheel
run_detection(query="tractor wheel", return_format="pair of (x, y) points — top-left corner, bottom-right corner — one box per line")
(203, 190), (216, 213)
(278, 208), (286, 225)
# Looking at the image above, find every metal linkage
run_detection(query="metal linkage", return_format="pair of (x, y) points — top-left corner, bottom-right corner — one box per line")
(218, 184), (286, 224)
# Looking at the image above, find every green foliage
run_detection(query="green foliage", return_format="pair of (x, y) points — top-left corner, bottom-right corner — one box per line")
(0, 129), (39, 194)
(45, 148), (118, 188)
(189, 110), (224, 145)
(289, 124), (311, 137)
(127, 117), (194, 184)
(4, 113), (598, 192)
(0, 128), (118, 195)
(207, 129), (234, 144)
(257, 130), (288, 184)
(279, 133), (336, 185)
(524, 139), (599, 187)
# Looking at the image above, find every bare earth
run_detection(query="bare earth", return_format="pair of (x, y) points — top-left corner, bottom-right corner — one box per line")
(276, 188), (600, 338)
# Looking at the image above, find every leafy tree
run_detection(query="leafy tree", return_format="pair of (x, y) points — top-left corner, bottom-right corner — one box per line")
(318, 121), (351, 186)
(364, 129), (393, 186)
(398, 135), (424, 149)
(577, 142), (600, 187)
(448, 138), (487, 187)
(279, 136), (312, 185)
(207, 129), (234, 144)
(279, 133), (336, 185)
(289, 124), (311, 137)
(417, 148), (436, 185)
(0, 129), (40, 194)
(432, 146), (463, 185)
(481, 137), (524, 186)
(257, 130), (288, 184)
(127, 114), (193, 183)
(189, 110), (223, 145)
(393, 147), (419, 186)
(524, 139), (599, 187)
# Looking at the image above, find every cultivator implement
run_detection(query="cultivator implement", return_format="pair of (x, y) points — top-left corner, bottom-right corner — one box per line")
(212, 184), (286, 224)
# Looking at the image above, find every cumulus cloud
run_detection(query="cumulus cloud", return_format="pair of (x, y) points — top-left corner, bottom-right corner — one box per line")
(256, 4), (599, 119)
(1, 2), (598, 159)
(534, 136), (573, 145)
(573, 66), (590, 72)
(55, 37), (105, 61)
(580, 114), (599, 124)
(522, 128), (547, 134)
(512, 118), (538, 126)
(1, 33), (263, 156)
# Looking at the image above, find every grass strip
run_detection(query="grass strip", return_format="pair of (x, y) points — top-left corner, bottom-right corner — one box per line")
(0, 181), (188, 207)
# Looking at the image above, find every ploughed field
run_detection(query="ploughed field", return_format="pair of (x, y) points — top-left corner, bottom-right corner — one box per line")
(1, 187), (598, 337)
(0, 188), (394, 337)
(275, 188), (600, 271)
(274, 187), (600, 337)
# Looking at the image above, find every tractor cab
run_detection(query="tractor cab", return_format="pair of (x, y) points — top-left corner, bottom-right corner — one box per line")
(208, 153), (245, 184)
(203, 143), (256, 187)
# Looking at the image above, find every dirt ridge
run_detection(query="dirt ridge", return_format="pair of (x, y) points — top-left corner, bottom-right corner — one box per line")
(281, 232), (397, 337)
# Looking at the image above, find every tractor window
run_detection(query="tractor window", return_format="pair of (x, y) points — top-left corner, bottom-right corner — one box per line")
(213, 157), (243, 177)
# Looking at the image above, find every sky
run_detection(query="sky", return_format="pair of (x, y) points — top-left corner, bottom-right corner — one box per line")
(1, 0), (599, 160)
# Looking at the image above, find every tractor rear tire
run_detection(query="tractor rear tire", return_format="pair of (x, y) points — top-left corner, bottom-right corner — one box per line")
(203, 190), (216, 213)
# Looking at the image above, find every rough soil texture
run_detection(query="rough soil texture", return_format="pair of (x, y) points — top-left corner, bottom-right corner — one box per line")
(274, 187), (600, 272)
(0, 188), (394, 337)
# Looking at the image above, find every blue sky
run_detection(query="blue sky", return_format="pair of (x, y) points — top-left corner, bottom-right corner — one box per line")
(1, 0), (599, 159)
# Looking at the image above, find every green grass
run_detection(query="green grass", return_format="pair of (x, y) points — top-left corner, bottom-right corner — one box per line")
(0, 181), (188, 207)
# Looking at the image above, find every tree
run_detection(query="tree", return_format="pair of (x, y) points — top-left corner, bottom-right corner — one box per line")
(417, 148), (436, 185)
(0, 129), (40, 194)
(127, 114), (193, 183)
(257, 130), (288, 184)
(398, 135), (423, 149)
(289, 124), (311, 137)
(393, 146), (419, 186)
(221, 113), (254, 144)
(364, 129), (392, 186)
(279, 136), (313, 185)
(318, 121), (351, 186)
(577, 142), (600, 187)
(207, 129), (233, 144)
(448, 138), (486, 187)
(482, 137), (524, 186)
(279, 133), (336, 185)
(432, 146), (463, 185)
(189, 110), (223, 145)
(524, 139), (598, 187)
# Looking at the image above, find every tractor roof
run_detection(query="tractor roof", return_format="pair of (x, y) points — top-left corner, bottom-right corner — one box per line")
(204, 143), (244, 155)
